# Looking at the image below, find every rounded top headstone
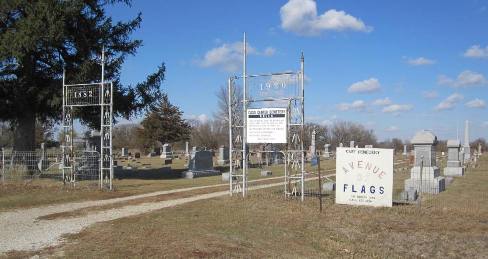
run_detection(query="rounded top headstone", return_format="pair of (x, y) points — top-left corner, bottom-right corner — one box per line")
(411, 130), (437, 145)
(447, 139), (461, 148)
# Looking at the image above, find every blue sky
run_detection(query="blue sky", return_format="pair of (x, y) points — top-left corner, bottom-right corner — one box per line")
(107, 0), (488, 141)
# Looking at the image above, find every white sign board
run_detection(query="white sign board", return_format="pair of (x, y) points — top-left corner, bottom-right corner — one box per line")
(335, 148), (393, 207)
(246, 108), (287, 143)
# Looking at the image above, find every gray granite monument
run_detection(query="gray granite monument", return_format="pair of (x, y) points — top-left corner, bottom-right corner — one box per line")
(217, 145), (229, 166)
(402, 145), (407, 156)
(182, 150), (219, 178)
(443, 140), (464, 177)
(349, 141), (354, 148)
(404, 130), (445, 194)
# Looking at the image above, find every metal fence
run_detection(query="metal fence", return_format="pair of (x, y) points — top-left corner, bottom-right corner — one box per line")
(1, 149), (101, 186)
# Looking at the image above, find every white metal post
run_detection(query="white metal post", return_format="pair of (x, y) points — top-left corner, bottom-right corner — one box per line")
(100, 47), (105, 190)
(228, 77), (233, 196)
(62, 69), (66, 183)
(300, 52), (305, 201)
(109, 82), (113, 190)
(242, 32), (247, 197)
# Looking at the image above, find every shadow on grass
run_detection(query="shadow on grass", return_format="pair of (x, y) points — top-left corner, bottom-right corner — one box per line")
(114, 168), (185, 180)
(114, 165), (228, 180)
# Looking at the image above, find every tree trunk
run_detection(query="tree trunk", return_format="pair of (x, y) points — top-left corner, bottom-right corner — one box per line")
(13, 111), (36, 151)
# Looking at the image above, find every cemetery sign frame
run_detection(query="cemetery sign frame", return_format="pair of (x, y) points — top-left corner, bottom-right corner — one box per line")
(228, 33), (306, 200)
(62, 50), (114, 190)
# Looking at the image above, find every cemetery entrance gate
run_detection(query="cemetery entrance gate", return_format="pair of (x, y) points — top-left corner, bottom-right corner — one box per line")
(62, 52), (113, 190)
(228, 40), (305, 200)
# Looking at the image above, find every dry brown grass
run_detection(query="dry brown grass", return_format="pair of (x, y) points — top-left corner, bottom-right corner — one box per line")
(0, 156), (339, 212)
(13, 155), (486, 258)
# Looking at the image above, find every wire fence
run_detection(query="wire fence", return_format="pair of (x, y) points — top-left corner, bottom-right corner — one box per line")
(0, 149), (101, 187)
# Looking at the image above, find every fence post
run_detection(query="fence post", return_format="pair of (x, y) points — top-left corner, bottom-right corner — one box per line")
(317, 155), (322, 212)
(418, 155), (423, 210)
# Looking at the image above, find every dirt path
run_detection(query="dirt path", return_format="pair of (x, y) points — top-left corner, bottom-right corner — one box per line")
(0, 172), (334, 254)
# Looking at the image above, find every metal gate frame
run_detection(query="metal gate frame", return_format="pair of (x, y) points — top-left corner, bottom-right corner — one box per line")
(228, 33), (305, 200)
(62, 50), (113, 190)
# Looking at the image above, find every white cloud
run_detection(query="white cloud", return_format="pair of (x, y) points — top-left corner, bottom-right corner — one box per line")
(407, 57), (436, 66)
(438, 70), (488, 88)
(382, 104), (413, 113)
(263, 47), (276, 56)
(434, 93), (464, 111)
(186, 114), (209, 124)
(337, 100), (366, 111)
(372, 97), (392, 106)
(347, 78), (380, 93)
(464, 45), (488, 59)
(465, 98), (486, 109)
(422, 90), (438, 99)
(280, 0), (372, 36)
(385, 126), (399, 132)
(197, 42), (275, 72)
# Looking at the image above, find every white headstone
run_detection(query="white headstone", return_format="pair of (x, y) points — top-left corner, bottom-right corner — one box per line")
(185, 141), (189, 157)
(464, 120), (471, 162)
(323, 144), (331, 158)
(160, 143), (173, 159)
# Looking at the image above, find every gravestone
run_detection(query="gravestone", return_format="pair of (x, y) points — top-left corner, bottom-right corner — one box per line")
(153, 147), (161, 156)
(322, 182), (336, 192)
(459, 149), (465, 167)
(185, 141), (189, 157)
(217, 146), (229, 165)
(260, 170), (272, 177)
(339, 143), (343, 147)
(323, 144), (331, 158)
(257, 145), (265, 165)
(221, 172), (230, 182)
(463, 120), (471, 162)
(443, 140), (464, 176)
(182, 150), (220, 178)
(134, 152), (141, 159)
(308, 130), (316, 159)
(478, 143), (482, 157)
(364, 145), (373, 148)
(160, 143), (173, 159)
(349, 141), (355, 148)
(404, 130), (445, 194)
(121, 148), (128, 157)
(272, 150), (284, 164)
(402, 145), (407, 156)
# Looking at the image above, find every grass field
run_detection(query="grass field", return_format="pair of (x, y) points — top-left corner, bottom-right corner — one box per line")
(5, 155), (487, 258)
(0, 156), (338, 211)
